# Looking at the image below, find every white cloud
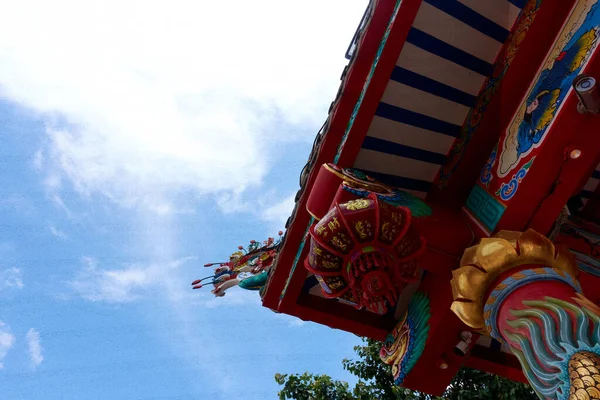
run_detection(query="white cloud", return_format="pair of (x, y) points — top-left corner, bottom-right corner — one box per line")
(0, 0), (366, 212)
(26, 328), (43, 369)
(47, 223), (68, 240)
(261, 193), (296, 228)
(0, 322), (15, 369)
(50, 194), (75, 219)
(69, 255), (262, 307)
(1, 1), (367, 395)
(0, 267), (24, 290)
(69, 256), (195, 303)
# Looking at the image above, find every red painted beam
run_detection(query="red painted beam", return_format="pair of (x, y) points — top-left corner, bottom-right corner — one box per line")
(502, 50), (600, 233)
(464, 348), (527, 384)
(275, 0), (424, 316)
(432, 0), (578, 208)
(400, 270), (460, 394)
(335, 0), (423, 168)
(261, 0), (399, 310)
(293, 295), (395, 341)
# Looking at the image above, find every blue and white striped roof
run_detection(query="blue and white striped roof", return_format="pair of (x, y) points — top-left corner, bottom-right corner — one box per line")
(353, 0), (524, 198)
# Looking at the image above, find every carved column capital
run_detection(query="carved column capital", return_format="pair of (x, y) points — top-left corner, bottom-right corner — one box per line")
(450, 229), (578, 333)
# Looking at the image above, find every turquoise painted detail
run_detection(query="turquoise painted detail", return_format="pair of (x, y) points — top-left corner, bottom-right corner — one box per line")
(279, 218), (313, 300)
(465, 185), (506, 232)
(239, 271), (268, 291)
(403, 292), (430, 376)
(503, 296), (600, 400)
(484, 268), (581, 340)
(380, 292), (431, 385)
(333, 0), (403, 163)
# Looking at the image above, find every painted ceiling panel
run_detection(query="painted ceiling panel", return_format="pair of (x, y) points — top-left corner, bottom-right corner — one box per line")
(353, 0), (526, 198)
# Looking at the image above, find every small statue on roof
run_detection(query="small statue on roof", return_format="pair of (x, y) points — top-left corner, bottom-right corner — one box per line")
(191, 231), (283, 297)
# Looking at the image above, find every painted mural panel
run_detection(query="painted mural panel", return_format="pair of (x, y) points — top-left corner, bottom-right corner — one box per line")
(497, 0), (600, 180)
(467, 0), (600, 232)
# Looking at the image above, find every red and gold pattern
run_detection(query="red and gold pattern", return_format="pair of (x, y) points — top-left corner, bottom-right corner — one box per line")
(305, 193), (426, 314)
(307, 163), (412, 220)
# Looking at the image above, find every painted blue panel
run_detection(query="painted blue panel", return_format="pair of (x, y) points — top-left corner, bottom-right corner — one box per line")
(376, 102), (461, 137)
(593, 170), (600, 180)
(424, 0), (510, 43)
(390, 67), (477, 107)
(407, 28), (494, 76)
(358, 169), (432, 192)
(361, 136), (447, 165)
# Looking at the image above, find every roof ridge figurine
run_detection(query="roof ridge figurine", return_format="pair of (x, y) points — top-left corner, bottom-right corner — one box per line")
(191, 231), (283, 297)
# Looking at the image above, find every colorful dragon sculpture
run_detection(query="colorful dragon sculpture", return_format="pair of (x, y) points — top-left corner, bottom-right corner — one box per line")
(191, 231), (283, 297)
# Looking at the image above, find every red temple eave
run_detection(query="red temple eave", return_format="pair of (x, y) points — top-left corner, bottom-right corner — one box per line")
(243, 0), (600, 395)
(261, 0), (424, 320)
(198, 0), (600, 396)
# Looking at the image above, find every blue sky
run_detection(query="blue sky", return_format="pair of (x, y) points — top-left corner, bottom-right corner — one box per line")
(0, 1), (368, 399)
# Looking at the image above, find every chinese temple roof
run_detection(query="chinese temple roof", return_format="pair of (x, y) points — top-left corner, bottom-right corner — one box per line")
(251, 0), (600, 395)
(261, 0), (600, 393)
(262, 0), (532, 311)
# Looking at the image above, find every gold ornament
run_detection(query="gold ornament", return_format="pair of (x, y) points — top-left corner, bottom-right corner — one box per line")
(345, 199), (370, 211)
(568, 352), (600, 400)
(450, 229), (578, 333)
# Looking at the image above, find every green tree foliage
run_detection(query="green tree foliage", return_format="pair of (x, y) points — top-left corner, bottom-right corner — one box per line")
(275, 338), (537, 400)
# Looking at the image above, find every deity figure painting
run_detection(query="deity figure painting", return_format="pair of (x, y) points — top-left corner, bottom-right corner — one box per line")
(499, 1), (600, 177)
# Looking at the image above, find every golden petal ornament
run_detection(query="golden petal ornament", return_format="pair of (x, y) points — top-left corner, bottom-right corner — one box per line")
(476, 238), (518, 273)
(517, 229), (556, 265)
(451, 265), (487, 300)
(450, 229), (581, 336)
(450, 300), (485, 330)
(493, 230), (521, 247)
(460, 246), (479, 267)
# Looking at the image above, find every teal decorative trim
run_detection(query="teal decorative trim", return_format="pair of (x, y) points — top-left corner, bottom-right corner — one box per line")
(280, 218), (314, 300)
(465, 185), (506, 232)
(484, 268), (581, 340)
(380, 292), (431, 385)
(333, 0), (403, 164)
(239, 271), (268, 291)
(503, 296), (600, 400)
